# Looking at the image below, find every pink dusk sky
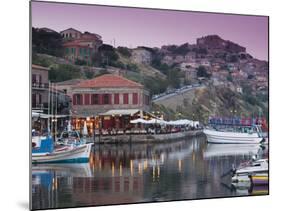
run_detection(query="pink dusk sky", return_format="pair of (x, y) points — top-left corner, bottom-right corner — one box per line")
(31, 1), (268, 61)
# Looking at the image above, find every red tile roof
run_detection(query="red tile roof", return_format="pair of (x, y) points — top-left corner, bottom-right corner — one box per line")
(75, 74), (143, 88)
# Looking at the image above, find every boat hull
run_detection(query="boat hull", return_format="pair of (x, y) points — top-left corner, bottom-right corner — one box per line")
(32, 163), (93, 177)
(203, 144), (261, 158)
(250, 174), (269, 185)
(203, 129), (263, 144)
(32, 143), (93, 164)
(232, 173), (269, 185)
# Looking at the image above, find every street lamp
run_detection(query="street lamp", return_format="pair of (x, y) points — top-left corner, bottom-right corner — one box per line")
(178, 112), (182, 119)
(192, 114), (195, 128)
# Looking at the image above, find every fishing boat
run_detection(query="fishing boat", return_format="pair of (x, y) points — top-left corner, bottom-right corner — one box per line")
(204, 117), (267, 144)
(231, 159), (268, 183)
(32, 135), (93, 164)
(203, 124), (265, 144)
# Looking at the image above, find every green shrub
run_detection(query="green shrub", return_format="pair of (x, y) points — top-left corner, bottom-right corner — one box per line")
(117, 47), (131, 57)
(49, 64), (81, 82)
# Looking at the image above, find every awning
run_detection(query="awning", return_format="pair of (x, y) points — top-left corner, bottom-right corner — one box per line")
(32, 112), (69, 119)
(99, 109), (140, 116)
(167, 119), (191, 125)
(146, 118), (167, 125)
(130, 118), (149, 124)
(166, 119), (199, 126)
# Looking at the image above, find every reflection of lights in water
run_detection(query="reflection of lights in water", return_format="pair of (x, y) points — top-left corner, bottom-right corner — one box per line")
(152, 166), (155, 181)
(130, 160), (133, 176)
(91, 161), (95, 173)
(52, 177), (58, 191)
(52, 178), (55, 190)
(144, 160), (148, 170)
(161, 154), (165, 163)
(111, 162), (115, 177)
(138, 163), (142, 175)
(178, 159), (182, 172)
(119, 163), (122, 177)
(192, 152), (195, 162)
(157, 166), (160, 178)
(89, 154), (94, 166)
(99, 160), (102, 169)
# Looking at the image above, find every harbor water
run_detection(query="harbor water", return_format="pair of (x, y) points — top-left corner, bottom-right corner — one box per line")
(31, 135), (268, 210)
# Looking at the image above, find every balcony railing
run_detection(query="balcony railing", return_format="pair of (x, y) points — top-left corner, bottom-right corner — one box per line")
(32, 103), (47, 110)
(32, 83), (49, 89)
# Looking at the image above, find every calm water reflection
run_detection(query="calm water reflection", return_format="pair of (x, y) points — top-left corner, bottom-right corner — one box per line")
(32, 135), (268, 210)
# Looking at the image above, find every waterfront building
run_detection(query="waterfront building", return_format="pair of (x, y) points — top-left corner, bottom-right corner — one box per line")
(72, 74), (150, 116)
(32, 64), (71, 132)
(70, 74), (151, 134)
(32, 64), (71, 114)
(32, 64), (50, 112)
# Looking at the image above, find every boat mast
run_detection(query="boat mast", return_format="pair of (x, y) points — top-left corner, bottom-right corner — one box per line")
(47, 80), (51, 135)
(50, 82), (53, 139)
(54, 83), (58, 143)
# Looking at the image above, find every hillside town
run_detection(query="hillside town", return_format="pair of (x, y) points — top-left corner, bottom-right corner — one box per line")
(32, 27), (268, 136)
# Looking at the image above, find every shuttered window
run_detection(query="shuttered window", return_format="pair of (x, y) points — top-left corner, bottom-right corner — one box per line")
(84, 94), (90, 105)
(123, 93), (129, 104)
(73, 94), (77, 105)
(133, 93), (138, 105)
(114, 93), (119, 104)
(73, 94), (83, 105)
(103, 94), (110, 105)
(91, 94), (99, 105)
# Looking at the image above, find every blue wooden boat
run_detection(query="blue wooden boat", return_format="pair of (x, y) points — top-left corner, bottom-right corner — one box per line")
(32, 135), (92, 164)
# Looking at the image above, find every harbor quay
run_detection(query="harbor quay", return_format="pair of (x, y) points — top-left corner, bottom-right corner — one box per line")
(88, 129), (203, 144)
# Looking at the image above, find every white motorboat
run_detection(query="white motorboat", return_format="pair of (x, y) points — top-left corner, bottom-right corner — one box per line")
(231, 159), (268, 183)
(203, 125), (265, 144)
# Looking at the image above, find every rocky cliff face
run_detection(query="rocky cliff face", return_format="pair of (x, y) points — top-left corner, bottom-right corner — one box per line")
(153, 85), (268, 123)
(196, 35), (246, 53)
